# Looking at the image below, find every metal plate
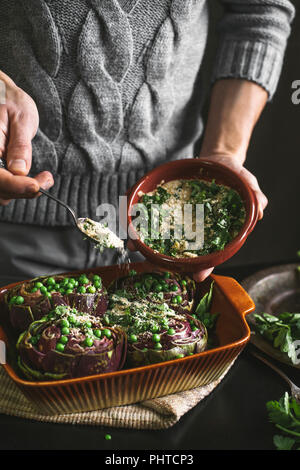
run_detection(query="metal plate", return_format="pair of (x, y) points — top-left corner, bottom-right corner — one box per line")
(242, 263), (300, 368)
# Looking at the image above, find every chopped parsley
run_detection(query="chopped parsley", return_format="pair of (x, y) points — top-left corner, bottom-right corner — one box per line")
(137, 179), (246, 258)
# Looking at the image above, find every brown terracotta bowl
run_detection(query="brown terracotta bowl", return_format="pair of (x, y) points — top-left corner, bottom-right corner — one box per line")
(127, 159), (259, 273)
(0, 261), (254, 415)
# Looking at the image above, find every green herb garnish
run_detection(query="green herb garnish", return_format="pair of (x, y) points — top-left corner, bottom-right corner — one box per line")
(253, 312), (300, 364)
(267, 392), (300, 450)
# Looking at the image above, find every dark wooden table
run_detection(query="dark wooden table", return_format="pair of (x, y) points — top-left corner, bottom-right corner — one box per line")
(1, 261), (299, 451)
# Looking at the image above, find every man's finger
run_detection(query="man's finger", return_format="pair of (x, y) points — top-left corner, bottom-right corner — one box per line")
(0, 106), (9, 158)
(0, 197), (11, 206)
(6, 108), (36, 176)
(127, 239), (137, 252)
(33, 171), (54, 194)
(193, 267), (214, 282)
(0, 168), (39, 198)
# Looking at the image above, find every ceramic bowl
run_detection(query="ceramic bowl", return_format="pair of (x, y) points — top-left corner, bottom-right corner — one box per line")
(127, 159), (259, 273)
(0, 261), (254, 415)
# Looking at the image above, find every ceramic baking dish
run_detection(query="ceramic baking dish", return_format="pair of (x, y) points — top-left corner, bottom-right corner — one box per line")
(0, 261), (254, 415)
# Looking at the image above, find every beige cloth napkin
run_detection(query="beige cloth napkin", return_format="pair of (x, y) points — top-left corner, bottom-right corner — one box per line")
(0, 359), (236, 430)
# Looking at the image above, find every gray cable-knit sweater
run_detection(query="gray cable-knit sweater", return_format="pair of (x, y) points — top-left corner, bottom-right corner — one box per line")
(0, 0), (295, 226)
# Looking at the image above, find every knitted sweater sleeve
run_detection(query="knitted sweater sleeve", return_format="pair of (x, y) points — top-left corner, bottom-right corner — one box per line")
(212, 0), (296, 99)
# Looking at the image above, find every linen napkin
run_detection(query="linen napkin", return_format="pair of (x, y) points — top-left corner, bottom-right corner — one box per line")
(0, 358), (236, 430)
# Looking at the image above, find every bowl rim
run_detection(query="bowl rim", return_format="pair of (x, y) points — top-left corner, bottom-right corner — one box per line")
(0, 264), (253, 388)
(127, 158), (259, 267)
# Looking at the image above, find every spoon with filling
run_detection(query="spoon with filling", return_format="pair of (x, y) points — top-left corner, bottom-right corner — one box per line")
(39, 188), (126, 254)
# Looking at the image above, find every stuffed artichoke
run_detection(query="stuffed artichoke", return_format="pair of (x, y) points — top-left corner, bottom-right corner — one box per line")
(17, 305), (127, 380)
(102, 294), (207, 366)
(108, 271), (196, 315)
(6, 273), (108, 332)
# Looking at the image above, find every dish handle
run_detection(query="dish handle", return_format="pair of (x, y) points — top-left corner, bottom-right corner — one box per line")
(212, 274), (255, 318)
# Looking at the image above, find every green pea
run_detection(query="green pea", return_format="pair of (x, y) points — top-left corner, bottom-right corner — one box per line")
(56, 343), (65, 352)
(65, 288), (73, 295)
(129, 334), (137, 343)
(176, 354), (184, 359)
(181, 280), (187, 286)
(59, 335), (68, 345)
(93, 280), (102, 289)
(46, 277), (56, 286)
(40, 286), (47, 294)
(172, 297), (178, 304)
(9, 296), (17, 305)
(31, 287), (38, 293)
(151, 324), (160, 333)
(73, 280), (79, 287)
(152, 334), (161, 343)
(80, 276), (89, 285)
(93, 274), (101, 282)
(154, 342), (162, 350)
(87, 285), (96, 294)
(154, 284), (163, 293)
(68, 315), (77, 324)
(84, 321), (92, 329)
(94, 329), (102, 338)
(167, 328), (175, 335)
(104, 434), (111, 441)
(103, 329), (112, 338)
(30, 336), (38, 345)
(15, 296), (25, 305)
(45, 292), (52, 299)
(62, 278), (70, 287)
(84, 337), (94, 347)
(170, 284), (178, 292)
(163, 272), (171, 279)
(54, 283), (60, 291)
(61, 327), (70, 335)
(78, 286), (86, 294)
(175, 295), (183, 303)
(60, 319), (69, 328)
(35, 281), (43, 289)
(192, 326), (198, 331)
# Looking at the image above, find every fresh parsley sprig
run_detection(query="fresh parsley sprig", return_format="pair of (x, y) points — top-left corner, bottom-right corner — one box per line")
(253, 312), (300, 364)
(267, 392), (300, 450)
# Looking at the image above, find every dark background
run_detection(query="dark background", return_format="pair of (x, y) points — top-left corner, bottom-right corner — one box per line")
(199, 0), (300, 268)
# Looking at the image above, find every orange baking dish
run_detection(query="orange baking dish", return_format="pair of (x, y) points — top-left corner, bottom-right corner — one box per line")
(0, 261), (254, 415)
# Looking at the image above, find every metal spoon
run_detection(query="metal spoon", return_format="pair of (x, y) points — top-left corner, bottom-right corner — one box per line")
(38, 189), (105, 244)
(250, 348), (300, 402)
(39, 188), (125, 251)
(0, 158), (114, 246)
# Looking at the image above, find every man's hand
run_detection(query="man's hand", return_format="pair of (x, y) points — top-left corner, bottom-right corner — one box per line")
(193, 78), (269, 282)
(193, 153), (268, 283)
(0, 71), (53, 205)
(199, 153), (268, 220)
